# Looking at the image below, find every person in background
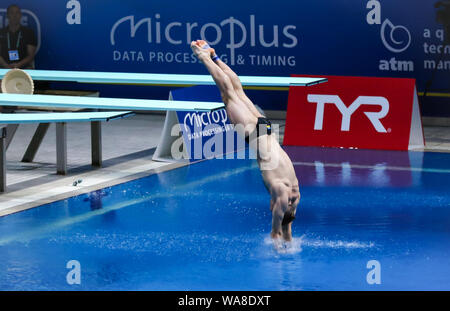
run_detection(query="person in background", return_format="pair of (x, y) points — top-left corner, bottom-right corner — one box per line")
(0, 4), (37, 69)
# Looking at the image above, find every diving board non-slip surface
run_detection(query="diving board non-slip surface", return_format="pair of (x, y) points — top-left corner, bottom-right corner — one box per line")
(0, 93), (224, 112)
(0, 69), (327, 87)
(0, 111), (134, 124)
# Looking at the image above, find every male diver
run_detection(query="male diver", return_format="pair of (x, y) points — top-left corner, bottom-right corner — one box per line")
(191, 40), (300, 242)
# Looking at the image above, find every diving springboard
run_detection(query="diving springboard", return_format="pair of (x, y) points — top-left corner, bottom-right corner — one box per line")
(0, 111), (134, 124)
(0, 93), (224, 112)
(0, 69), (328, 87)
(0, 111), (135, 192)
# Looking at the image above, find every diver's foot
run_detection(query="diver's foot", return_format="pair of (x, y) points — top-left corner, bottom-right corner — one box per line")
(196, 40), (220, 61)
(190, 40), (210, 61)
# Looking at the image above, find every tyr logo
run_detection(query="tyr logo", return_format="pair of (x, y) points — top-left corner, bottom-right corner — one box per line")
(307, 94), (390, 133)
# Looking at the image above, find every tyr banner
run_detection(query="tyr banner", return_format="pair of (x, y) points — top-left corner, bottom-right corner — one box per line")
(283, 75), (424, 151)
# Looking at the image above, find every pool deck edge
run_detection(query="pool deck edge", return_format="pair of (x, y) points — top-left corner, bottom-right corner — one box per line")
(0, 158), (187, 217)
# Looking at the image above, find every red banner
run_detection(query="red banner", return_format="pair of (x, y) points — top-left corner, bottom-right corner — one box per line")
(283, 75), (424, 151)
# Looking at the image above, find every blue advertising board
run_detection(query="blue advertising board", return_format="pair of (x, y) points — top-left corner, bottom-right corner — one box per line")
(171, 85), (247, 161)
(1, 1), (449, 115)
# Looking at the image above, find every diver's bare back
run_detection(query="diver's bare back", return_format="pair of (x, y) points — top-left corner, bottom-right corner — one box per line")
(224, 96), (299, 197)
(258, 134), (299, 193)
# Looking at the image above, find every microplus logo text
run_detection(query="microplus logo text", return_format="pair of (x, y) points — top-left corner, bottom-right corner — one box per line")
(110, 14), (299, 67)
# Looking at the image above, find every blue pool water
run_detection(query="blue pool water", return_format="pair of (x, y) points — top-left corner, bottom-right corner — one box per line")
(0, 146), (450, 290)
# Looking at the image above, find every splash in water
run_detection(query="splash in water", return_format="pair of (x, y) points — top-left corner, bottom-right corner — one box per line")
(301, 238), (375, 249)
(264, 234), (375, 255)
(264, 235), (305, 254)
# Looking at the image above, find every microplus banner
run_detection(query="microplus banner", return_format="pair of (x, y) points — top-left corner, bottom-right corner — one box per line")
(1, 1), (449, 113)
(172, 86), (240, 162)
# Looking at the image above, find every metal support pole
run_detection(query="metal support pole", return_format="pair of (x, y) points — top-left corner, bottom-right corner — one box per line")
(22, 123), (50, 162)
(56, 122), (67, 175)
(1, 127), (7, 192)
(91, 121), (102, 167)
(5, 124), (19, 150)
